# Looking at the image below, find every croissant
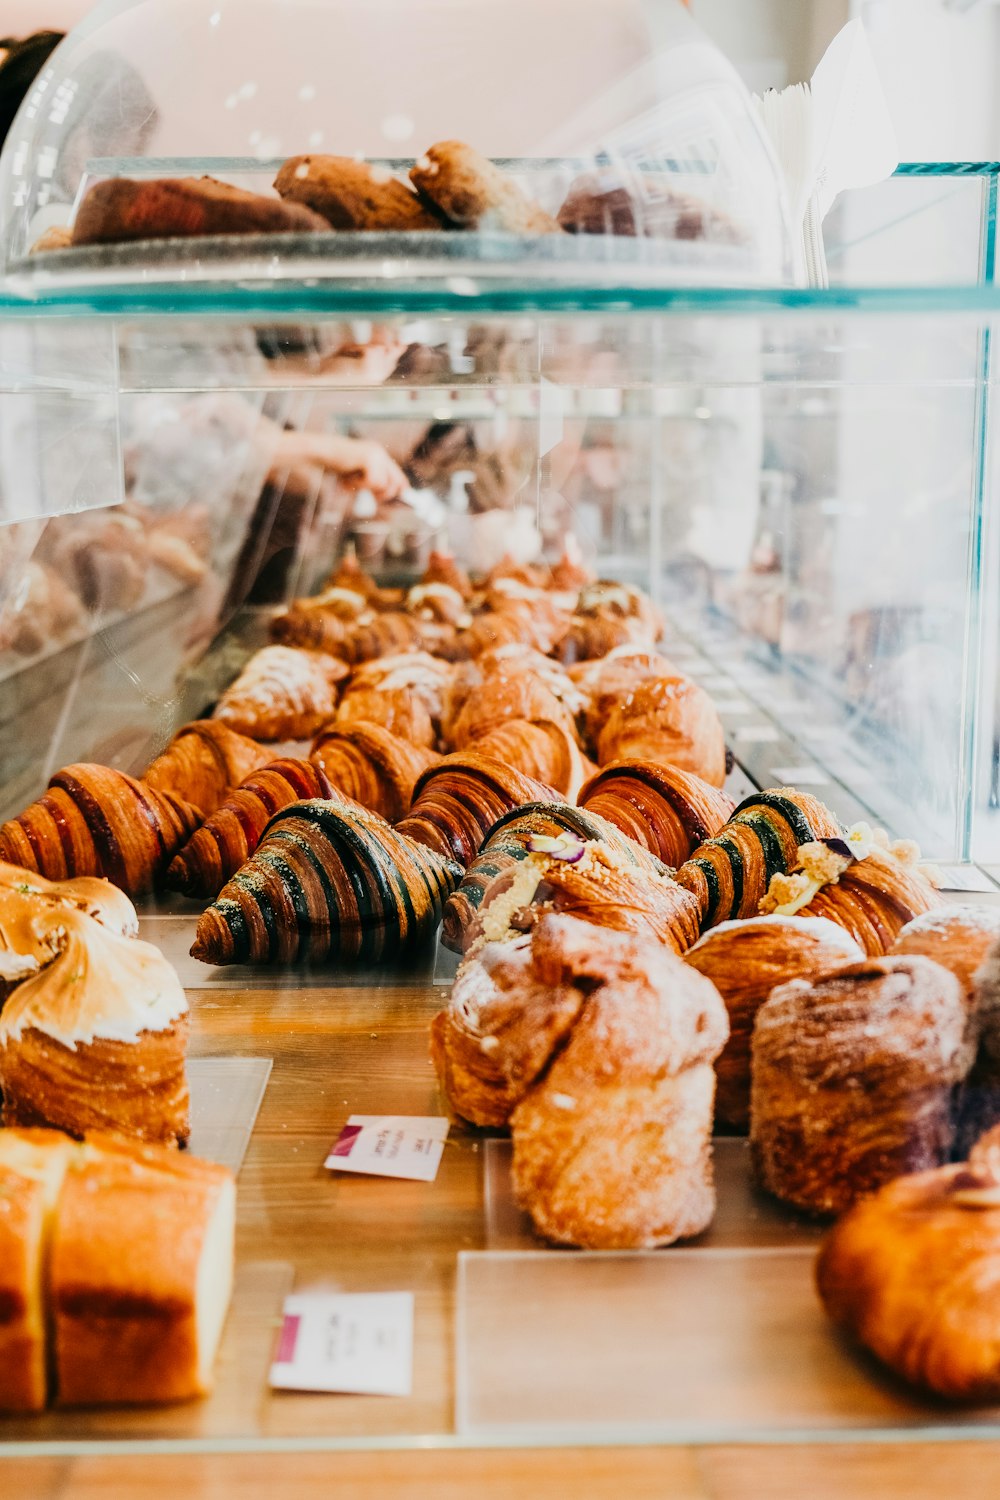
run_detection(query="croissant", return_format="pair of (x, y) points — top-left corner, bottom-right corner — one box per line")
(674, 788), (842, 931)
(576, 580), (663, 636)
(579, 761), (735, 868)
(309, 722), (440, 823)
(448, 667), (579, 750)
(684, 915), (865, 1131)
(442, 607), (555, 662)
(816, 1125), (1000, 1400)
(596, 675), (726, 787)
(323, 546), (403, 609)
(405, 582), (472, 628)
(472, 719), (595, 800)
(420, 548), (473, 600)
(191, 798), (463, 966)
(569, 647), (678, 752)
(166, 758), (335, 898)
(555, 612), (658, 666)
(344, 651), (454, 730)
(759, 829), (945, 955)
(441, 646), (584, 746)
(213, 646), (347, 741)
(335, 687), (436, 750)
(466, 833), (702, 956)
(441, 801), (672, 954)
(484, 556), (552, 591)
(143, 720), (271, 816)
(396, 753), (556, 868)
(751, 955), (973, 1216)
(0, 766), (200, 897)
(548, 535), (595, 596)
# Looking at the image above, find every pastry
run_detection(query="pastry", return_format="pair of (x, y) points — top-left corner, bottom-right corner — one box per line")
(447, 662), (579, 750)
(576, 580), (663, 636)
(891, 905), (1000, 999)
(343, 651), (453, 733)
(569, 646), (677, 752)
(548, 535), (595, 595)
(143, 720), (271, 817)
(953, 925), (1000, 1156)
(275, 155), (445, 230)
(434, 913), (727, 1247)
(557, 172), (742, 242)
(441, 801), (673, 954)
(816, 1123), (1000, 1401)
(334, 687), (436, 750)
(166, 757), (334, 898)
(442, 645), (584, 744)
(465, 829), (702, 956)
(0, 561), (86, 657)
(51, 1134), (235, 1406)
(309, 722), (439, 823)
(72, 175), (327, 245)
(405, 582), (472, 629)
(596, 675), (726, 787)
(760, 823), (944, 955)
(191, 798), (462, 966)
(579, 760), (735, 867)
(213, 645), (346, 741)
(675, 787), (842, 930)
(0, 766), (200, 898)
(0, 904), (190, 1145)
(555, 612), (658, 666)
(750, 955), (974, 1216)
(410, 141), (561, 234)
(684, 915), (864, 1130)
(323, 547), (402, 608)
(37, 511), (150, 615)
(473, 719), (594, 800)
(0, 1129), (75, 1413)
(274, 606), (448, 665)
(419, 549), (473, 600)
(0, 862), (138, 1003)
(396, 753), (556, 869)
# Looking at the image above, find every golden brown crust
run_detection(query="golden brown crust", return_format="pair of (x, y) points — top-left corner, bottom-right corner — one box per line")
(213, 646), (346, 741)
(143, 720), (271, 817)
(892, 905), (1000, 1000)
(0, 766), (199, 898)
(597, 675), (727, 788)
(72, 175), (327, 245)
(816, 1128), (1000, 1400)
(309, 721), (440, 822)
(1, 1018), (190, 1148)
(472, 719), (593, 799)
(751, 956), (974, 1216)
(334, 687), (436, 750)
(410, 142), (561, 234)
(275, 155), (445, 230)
(395, 753), (556, 869)
(440, 913), (729, 1247)
(569, 649), (677, 752)
(684, 916), (864, 1130)
(786, 854), (945, 957)
(51, 1136), (233, 1407)
(579, 760), (735, 868)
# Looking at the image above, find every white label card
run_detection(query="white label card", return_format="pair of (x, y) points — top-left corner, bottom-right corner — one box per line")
(325, 1115), (449, 1182)
(270, 1292), (414, 1395)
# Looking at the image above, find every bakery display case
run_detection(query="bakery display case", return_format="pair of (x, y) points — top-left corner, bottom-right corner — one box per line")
(3, 0), (1000, 1468)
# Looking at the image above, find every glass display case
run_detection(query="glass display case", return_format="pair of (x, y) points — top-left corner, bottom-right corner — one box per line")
(2, 0), (1000, 1465)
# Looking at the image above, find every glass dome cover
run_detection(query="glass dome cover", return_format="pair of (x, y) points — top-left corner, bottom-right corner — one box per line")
(0, 0), (790, 285)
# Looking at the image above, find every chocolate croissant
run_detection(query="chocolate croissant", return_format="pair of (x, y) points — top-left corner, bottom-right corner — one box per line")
(596, 674), (727, 787)
(816, 1124), (1000, 1400)
(441, 801), (672, 954)
(760, 831), (945, 955)
(0, 766), (200, 898)
(579, 760), (735, 868)
(396, 753), (556, 868)
(166, 757), (334, 898)
(143, 720), (271, 817)
(309, 722), (440, 823)
(674, 788), (841, 931)
(213, 646), (347, 741)
(191, 798), (463, 966)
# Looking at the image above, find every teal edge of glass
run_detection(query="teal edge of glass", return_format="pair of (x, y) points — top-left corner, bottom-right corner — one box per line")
(2, 164), (1000, 319)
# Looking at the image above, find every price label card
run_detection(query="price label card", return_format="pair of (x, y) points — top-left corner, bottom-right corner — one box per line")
(325, 1115), (449, 1182)
(270, 1292), (414, 1395)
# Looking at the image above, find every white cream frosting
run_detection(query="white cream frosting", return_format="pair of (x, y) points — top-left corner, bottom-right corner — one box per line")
(0, 907), (188, 1051)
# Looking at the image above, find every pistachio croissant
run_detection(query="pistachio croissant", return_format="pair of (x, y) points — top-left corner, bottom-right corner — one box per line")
(191, 798), (462, 966)
(816, 1125), (1000, 1400)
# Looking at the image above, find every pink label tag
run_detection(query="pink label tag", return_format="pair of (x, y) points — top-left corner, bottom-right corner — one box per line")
(274, 1312), (301, 1365)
